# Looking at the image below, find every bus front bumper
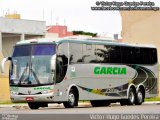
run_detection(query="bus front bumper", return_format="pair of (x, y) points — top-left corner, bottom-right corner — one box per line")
(10, 93), (55, 103)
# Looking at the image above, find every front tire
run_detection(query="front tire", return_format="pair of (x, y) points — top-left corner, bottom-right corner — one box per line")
(135, 88), (144, 105)
(28, 102), (39, 110)
(63, 89), (77, 108)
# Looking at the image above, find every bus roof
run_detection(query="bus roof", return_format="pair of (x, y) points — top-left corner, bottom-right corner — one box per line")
(16, 37), (156, 48)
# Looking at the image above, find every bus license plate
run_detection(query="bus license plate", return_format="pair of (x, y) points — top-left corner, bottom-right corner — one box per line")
(26, 97), (34, 101)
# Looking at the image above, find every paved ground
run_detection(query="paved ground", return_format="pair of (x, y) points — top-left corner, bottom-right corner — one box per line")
(0, 102), (160, 114)
(0, 102), (160, 120)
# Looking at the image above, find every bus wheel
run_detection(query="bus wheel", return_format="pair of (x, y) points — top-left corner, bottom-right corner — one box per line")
(63, 89), (77, 108)
(90, 100), (110, 107)
(28, 102), (39, 109)
(135, 88), (144, 105)
(127, 88), (136, 105)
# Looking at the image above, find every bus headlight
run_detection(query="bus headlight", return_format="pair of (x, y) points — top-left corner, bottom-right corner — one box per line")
(41, 91), (49, 94)
(11, 91), (19, 95)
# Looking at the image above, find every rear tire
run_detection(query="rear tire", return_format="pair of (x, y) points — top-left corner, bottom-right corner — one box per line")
(135, 88), (144, 105)
(90, 100), (110, 107)
(63, 89), (77, 108)
(28, 102), (39, 110)
(127, 88), (136, 105)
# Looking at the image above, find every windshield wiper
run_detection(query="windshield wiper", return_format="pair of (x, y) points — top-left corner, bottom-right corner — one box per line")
(18, 63), (29, 85)
(18, 63), (41, 85)
(29, 63), (41, 85)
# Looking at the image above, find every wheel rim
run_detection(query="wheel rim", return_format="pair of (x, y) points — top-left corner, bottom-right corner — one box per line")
(69, 93), (75, 104)
(129, 92), (135, 103)
(137, 91), (143, 103)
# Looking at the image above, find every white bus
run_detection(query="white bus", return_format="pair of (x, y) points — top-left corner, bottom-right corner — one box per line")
(1, 38), (158, 109)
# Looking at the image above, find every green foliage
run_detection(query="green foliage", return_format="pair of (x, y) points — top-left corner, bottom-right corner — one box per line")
(0, 101), (12, 104)
(0, 101), (27, 104)
(72, 31), (97, 37)
(145, 97), (160, 101)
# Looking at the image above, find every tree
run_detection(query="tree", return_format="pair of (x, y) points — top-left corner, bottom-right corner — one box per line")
(72, 31), (97, 37)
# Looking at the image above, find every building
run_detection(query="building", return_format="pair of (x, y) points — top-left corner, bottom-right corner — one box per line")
(46, 25), (73, 37)
(0, 17), (46, 57)
(120, 11), (160, 97)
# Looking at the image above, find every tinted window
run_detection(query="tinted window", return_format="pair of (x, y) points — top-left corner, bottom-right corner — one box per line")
(141, 48), (157, 64)
(82, 44), (97, 63)
(96, 45), (110, 63)
(56, 43), (69, 83)
(32, 45), (56, 55)
(121, 47), (134, 64)
(152, 48), (158, 64)
(57, 43), (69, 65)
(95, 45), (121, 63)
(69, 43), (83, 64)
(121, 47), (157, 65)
(13, 44), (56, 57)
(68, 43), (157, 65)
(109, 46), (121, 63)
(13, 45), (31, 57)
(134, 47), (142, 64)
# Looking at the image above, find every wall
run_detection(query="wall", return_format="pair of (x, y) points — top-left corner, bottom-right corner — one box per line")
(2, 36), (20, 57)
(47, 25), (73, 37)
(45, 33), (59, 38)
(0, 52), (10, 102)
(0, 17), (45, 35)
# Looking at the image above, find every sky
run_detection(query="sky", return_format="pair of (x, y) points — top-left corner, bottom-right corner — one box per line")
(0, 0), (160, 36)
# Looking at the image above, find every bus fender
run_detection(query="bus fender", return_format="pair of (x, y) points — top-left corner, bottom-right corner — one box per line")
(136, 84), (145, 92)
(66, 84), (79, 98)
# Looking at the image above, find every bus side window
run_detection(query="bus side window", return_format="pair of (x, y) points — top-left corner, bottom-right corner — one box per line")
(82, 44), (97, 63)
(69, 43), (83, 64)
(95, 45), (110, 63)
(134, 47), (142, 64)
(109, 46), (121, 63)
(56, 43), (69, 83)
(152, 48), (158, 64)
(121, 47), (134, 64)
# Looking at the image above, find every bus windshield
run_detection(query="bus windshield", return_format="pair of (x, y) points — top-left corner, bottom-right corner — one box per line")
(10, 44), (56, 86)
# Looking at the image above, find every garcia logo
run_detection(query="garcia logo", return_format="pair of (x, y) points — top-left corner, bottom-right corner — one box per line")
(10, 87), (19, 91)
(33, 87), (52, 91)
(94, 67), (126, 75)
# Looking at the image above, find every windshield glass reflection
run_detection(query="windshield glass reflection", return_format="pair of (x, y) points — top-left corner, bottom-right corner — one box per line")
(10, 44), (56, 86)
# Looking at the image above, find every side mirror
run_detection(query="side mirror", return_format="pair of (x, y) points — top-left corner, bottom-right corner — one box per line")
(51, 55), (56, 73)
(1, 57), (12, 73)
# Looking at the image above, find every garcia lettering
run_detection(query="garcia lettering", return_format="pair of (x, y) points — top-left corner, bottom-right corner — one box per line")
(94, 67), (126, 75)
